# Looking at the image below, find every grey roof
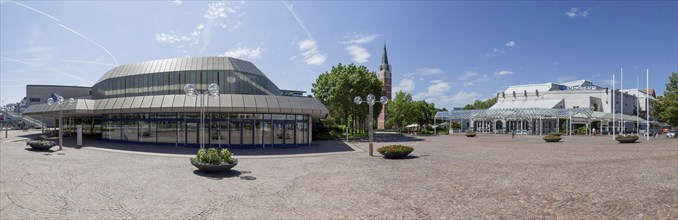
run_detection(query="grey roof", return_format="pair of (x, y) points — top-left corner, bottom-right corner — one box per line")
(24, 95), (329, 119)
(96, 57), (269, 84)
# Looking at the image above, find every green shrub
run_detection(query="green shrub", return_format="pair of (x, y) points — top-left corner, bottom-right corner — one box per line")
(543, 135), (562, 141)
(548, 132), (561, 136)
(616, 134), (639, 140)
(377, 145), (414, 154)
(466, 131), (476, 137)
(193, 148), (238, 165)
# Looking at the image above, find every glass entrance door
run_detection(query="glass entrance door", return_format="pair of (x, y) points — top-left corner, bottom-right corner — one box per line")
(273, 122), (284, 146)
(185, 119), (200, 147)
(229, 121), (241, 147)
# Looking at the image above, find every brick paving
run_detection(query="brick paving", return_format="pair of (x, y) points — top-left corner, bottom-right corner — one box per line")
(1, 130), (676, 219)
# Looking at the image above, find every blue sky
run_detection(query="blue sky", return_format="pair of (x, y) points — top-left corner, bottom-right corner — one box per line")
(1, 1), (676, 109)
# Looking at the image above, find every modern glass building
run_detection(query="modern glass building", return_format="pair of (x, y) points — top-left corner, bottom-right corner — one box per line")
(23, 57), (329, 148)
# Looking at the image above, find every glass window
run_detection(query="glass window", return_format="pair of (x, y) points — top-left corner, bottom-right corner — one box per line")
(285, 123), (295, 146)
(229, 122), (240, 146)
(122, 121), (138, 142)
(220, 121), (229, 147)
(297, 122), (307, 145)
(139, 121), (156, 143)
(274, 122), (284, 145)
(157, 121), (177, 144)
(262, 120), (272, 146)
(255, 122), (263, 146)
(286, 115), (296, 120)
(242, 122), (253, 146)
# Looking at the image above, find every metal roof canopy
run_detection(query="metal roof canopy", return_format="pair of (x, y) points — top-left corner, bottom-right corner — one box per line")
(435, 107), (648, 124)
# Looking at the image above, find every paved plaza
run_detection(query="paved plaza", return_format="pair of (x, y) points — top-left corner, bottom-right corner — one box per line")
(1, 130), (676, 219)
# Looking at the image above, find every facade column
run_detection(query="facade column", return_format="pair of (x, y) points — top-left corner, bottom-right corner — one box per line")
(308, 116), (313, 144)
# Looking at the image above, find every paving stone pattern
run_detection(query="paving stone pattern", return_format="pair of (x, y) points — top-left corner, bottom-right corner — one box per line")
(1, 130), (677, 219)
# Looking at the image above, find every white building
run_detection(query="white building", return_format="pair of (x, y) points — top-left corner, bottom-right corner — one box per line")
(436, 80), (655, 135)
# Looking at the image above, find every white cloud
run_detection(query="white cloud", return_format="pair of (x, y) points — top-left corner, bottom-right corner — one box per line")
(418, 68), (443, 76)
(505, 41), (516, 47)
(173, 0), (182, 6)
(339, 33), (379, 63)
(429, 80), (443, 84)
(296, 39), (326, 65)
(204, 1), (235, 19)
(413, 81), (451, 100)
(462, 82), (475, 87)
(155, 1), (245, 54)
(447, 91), (480, 105)
(156, 33), (181, 43)
(458, 71), (479, 80)
(339, 33), (379, 45)
(345, 45), (370, 63)
(566, 8), (590, 18)
(220, 46), (261, 59)
(299, 39), (317, 51)
(393, 78), (415, 93)
(494, 70), (513, 77)
(304, 53), (327, 65)
(485, 48), (505, 58)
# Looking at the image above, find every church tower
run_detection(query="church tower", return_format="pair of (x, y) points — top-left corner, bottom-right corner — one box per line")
(377, 44), (391, 130)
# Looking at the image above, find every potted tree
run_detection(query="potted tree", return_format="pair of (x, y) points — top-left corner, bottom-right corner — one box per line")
(190, 148), (238, 172)
(377, 145), (414, 159)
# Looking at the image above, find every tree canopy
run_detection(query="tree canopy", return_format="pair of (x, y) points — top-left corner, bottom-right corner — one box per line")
(653, 72), (678, 127)
(311, 63), (383, 132)
(386, 91), (437, 133)
(463, 97), (497, 110)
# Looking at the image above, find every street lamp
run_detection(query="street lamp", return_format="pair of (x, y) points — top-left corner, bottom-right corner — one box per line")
(184, 83), (220, 149)
(354, 94), (388, 156)
(47, 95), (75, 151)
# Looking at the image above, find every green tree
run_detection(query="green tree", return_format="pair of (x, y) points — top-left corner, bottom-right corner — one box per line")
(463, 97), (497, 110)
(311, 63), (383, 133)
(411, 100), (437, 131)
(654, 72), (678, 127)
(386, 91), (414, 134)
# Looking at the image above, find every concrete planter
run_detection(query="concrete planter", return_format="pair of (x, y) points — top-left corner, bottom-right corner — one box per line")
(26, 140), (56, 151)
(616, 136), (639, 143)
(543, 136), (562, 142)
(190, 159), (237, 172)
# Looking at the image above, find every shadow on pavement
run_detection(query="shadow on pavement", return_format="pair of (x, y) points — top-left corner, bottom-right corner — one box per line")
(192, 169), (242, 180)
(23, 147), (56, 153)
(381, 155), (419, 160)
(371, 132), (426, 143)
(54, 135), (356, 156)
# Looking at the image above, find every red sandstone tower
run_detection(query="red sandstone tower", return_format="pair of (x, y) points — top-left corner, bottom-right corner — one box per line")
(377, 45), (391, 130)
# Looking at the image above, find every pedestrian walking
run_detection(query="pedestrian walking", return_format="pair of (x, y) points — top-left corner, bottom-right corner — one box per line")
(511, 129), (515, 139)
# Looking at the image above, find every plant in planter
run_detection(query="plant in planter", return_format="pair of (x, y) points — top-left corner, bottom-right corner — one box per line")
(26, 140), (56, 150)
(616, 134), (639, 143)
(190, 148), (238, 172)
(543, 132), (562, 142)
(377, 145), (414, 158)
(466, 131), (477, 137)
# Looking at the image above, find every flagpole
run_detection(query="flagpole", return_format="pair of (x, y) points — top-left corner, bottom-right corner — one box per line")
(621, 67), (624, 134)
(636, 75), (639, 136)
(612, 74), (616, 139)
(646, 69), (650, 141)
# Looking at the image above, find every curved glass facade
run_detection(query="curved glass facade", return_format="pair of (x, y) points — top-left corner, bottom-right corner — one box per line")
(92, 70), (281, 99)
(102, 113), (309, 148)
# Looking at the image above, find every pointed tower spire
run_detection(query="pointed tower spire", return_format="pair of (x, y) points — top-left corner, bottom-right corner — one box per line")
(381, 44), (389, 65)
(377, 43), (392, 130)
